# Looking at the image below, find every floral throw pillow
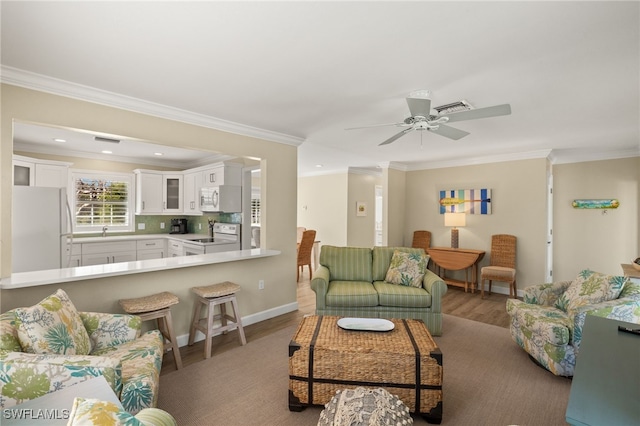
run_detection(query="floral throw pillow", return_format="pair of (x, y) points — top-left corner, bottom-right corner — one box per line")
(384, 250), (428, 288)
(14, 289), (91, 355)
(554, 270), (628, 313)
(68, 398), (143, 426)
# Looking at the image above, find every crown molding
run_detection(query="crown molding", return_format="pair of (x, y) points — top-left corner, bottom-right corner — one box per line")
(548, 147), (640, 165)
(1, 66), (305, 147)
(348, 167), (382, 177)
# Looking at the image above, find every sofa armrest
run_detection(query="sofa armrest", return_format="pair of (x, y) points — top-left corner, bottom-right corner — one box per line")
(0, 350), (122, 409)
(423, 269), (447, 313)
(310, 266), (330, 310)
(522, 281), (573, 306)
(80, 312), (142, 352)
(571, 295), (640, 352)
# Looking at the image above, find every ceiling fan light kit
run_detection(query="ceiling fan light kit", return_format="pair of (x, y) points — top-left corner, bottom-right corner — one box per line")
(346, 90), (511, 146)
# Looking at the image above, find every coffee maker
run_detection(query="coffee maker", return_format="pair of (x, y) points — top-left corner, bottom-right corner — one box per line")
(170, 218), (188, 234)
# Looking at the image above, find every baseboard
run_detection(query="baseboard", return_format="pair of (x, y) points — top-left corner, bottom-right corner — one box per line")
(477, 284), (522, 298)
(175, 301), (299, 348)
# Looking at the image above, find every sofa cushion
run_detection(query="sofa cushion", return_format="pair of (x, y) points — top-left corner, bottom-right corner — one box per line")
(554, 270), (627, 313)
(68, 397), (142, 426)
(372, 246), (428, 281)
(0, 312), (22, 352)
(325, 281), (379, 307)
(320, 246), (373, 282)
(14, 289), (91, 356)
(374, 281), (432, 308)
(384, 250), (428, 287)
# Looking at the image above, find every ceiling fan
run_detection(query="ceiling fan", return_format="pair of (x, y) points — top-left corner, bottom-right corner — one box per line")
(346, 90), (511, 146)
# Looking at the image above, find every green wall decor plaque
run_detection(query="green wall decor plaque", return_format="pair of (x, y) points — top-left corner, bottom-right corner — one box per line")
(572, 199), (619, 209)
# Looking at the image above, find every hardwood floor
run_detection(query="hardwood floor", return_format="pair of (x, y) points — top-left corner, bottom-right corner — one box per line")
(161, 270), (512, 374)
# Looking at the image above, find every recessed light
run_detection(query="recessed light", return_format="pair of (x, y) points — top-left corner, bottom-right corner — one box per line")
(154, 152), (164, 156)
(315, 164), (323, 168)
(101, 150), (112, 154)
(53, 138), (66, 143)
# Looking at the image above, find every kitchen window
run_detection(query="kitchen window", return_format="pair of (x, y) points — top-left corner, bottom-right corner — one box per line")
(72, 171), (134, 233)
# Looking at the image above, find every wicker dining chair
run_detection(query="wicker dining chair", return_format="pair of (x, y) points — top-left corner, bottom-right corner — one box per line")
(411, 230), (432, 252)
(297, 229), (316, 282)
(480, 234), (517, 299)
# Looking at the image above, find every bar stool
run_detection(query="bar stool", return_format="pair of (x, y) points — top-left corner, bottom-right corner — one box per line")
(119, 291), (183, 370)
(188, 281), (246, 359)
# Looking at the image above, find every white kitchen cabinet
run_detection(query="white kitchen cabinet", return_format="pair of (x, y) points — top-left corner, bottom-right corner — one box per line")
(134, 170), (183, 214)
(162, 174), (183, 213)
(13, 155), (71, 188)
(35, 163), (69, 188)
(64, 242), (82, 268)
(135, 171), (163, 214)
(168, 239), (184, 257)
(183, 170), (202, 215)
(136, 239), (166, 260)
(201, 164), (242, 186)
(81, 241), (137, 266)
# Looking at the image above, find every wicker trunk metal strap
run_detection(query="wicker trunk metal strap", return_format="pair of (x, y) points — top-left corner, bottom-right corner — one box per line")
(402, 319), (422, 413)
(308, 315), (324, 404)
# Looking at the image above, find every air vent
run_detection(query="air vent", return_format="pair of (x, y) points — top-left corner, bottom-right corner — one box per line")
(94, 136), (121, 144)
(434, 100), (473, 115)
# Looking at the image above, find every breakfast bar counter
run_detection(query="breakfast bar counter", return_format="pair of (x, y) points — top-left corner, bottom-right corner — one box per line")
(1, 249), (280, 290)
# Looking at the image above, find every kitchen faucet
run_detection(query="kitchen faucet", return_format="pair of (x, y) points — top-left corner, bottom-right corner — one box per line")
(208, 219), (217, 238)
(102, 226), (108, 237)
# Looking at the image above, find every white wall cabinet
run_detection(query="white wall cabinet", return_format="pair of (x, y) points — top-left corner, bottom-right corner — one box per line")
(162, 174), (183, 213)
(183, 171), (202, 214)
(13, 155), (71, 188)
(135, 171), (163, 214)
(135, 170), (183, 214)
(201, 164), (242, 186)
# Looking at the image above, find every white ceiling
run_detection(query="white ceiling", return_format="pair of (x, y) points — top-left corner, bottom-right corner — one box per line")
(2, 1), (639, 175)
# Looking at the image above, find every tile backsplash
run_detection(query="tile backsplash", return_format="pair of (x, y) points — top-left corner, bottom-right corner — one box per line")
(74, 213), (242, 238)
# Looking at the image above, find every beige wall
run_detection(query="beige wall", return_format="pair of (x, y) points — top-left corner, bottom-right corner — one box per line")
(301, 156), (639, 294)
(347, 172), (380, 248)
(297, 173), (348, 247)
(405, 159), (549, 290)
(552, 157), (639, 280)
(385, 167), (408, 247)
(1, 85), (298, 338)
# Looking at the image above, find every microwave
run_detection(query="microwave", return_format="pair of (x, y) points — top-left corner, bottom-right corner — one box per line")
(200, 185), (241, 212)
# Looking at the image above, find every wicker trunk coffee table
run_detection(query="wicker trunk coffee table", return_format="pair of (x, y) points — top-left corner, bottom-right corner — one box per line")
(288, 315), (443, 424)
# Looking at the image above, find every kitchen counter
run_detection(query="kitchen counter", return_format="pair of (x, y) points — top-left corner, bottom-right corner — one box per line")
(73, 233), (208, 243)
(1, 248), (280, 290)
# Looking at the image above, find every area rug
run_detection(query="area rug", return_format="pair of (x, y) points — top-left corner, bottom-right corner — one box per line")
(157, 315), (572, 425)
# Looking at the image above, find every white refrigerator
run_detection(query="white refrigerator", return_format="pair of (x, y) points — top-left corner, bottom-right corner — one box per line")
(12, 186), (73, 273)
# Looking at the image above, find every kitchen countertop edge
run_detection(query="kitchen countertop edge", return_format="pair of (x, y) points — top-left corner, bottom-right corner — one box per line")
(1, 249), (281, 290)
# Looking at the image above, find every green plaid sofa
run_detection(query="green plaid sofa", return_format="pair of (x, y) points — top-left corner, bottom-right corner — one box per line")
(0, 291), (164, 415)
(311, 246), (447, 335)
(506, 273), (640, 376)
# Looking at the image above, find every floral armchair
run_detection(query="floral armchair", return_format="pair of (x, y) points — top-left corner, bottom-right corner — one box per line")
(506, 270), (640, 376)
(0, 289), (164, 414)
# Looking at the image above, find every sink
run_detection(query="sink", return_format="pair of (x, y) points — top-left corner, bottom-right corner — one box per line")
(188, 238), (216, 243)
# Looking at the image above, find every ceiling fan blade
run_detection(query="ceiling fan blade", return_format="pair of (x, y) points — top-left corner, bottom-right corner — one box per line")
(379, 128), (414, 146)
(406, 97), (432, 118)
(428, 124), (470, 140)
(345, 122), (405, 130)
(444, 104), (511, 123)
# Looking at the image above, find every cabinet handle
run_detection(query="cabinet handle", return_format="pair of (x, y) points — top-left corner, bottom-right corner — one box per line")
(142, 201), (145, 210)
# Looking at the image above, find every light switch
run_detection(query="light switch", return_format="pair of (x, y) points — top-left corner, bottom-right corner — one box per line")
(138, 223), (146, 230)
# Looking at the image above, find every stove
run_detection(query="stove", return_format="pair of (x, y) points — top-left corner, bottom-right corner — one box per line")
(183, 223), (241, 255)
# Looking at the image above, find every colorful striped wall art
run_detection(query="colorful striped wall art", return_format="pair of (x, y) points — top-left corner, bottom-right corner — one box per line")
(439, 188), (492, 214)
